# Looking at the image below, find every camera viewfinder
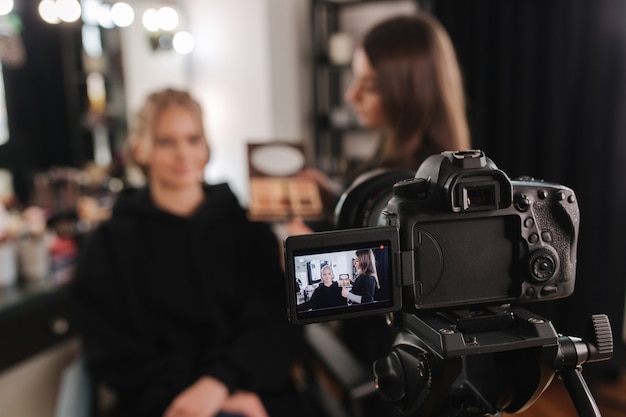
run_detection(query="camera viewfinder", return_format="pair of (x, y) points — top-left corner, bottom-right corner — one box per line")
(457, 180), (501, 212)
(462, 183), (497, 211)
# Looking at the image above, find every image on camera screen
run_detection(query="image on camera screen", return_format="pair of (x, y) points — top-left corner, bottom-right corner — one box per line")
(285, 227), (400, 324)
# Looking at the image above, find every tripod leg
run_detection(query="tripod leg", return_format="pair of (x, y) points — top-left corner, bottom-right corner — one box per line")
(560, 368), (602, 417)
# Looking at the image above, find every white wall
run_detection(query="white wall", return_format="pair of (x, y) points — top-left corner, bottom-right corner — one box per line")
(267, 0), (311, 142)
(186, 0), (271, 204)
(120, 0), (309, 205)
(120, 1), (192, 121)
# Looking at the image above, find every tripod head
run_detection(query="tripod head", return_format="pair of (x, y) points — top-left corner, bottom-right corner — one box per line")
(373, 306), (613, 417)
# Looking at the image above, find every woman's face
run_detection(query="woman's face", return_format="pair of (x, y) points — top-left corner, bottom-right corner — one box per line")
(353, 258), (362, 273)
(321, 268), (334, 285)
(145, 104), (209, 190)
(345, 48), (386, 128)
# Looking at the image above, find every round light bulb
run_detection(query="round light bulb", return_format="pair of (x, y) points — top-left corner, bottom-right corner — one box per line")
(0, 0), (14, 16)
(142, 8), (159, 32)
(81, 0), (100, 25)
(111, 2), (134, 27)
(173, 31), (194, 54)
(157, 6), (178, 31)
(96, 3), (114, 29)
(57, 0), (81, 23)
(38, 0), (60, 24)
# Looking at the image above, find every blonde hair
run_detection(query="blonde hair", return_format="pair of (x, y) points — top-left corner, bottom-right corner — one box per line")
(320, 265), (335, 280)
(363, 14), (471, 171)
(127, 88), (210, 176)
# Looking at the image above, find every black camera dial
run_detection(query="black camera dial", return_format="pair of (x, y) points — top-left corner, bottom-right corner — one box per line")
(528, 248), (559, 282)
(393, 177), (429, 199)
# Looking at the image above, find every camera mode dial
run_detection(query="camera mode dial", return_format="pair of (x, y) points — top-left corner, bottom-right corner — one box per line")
(393, 178), (429, 199)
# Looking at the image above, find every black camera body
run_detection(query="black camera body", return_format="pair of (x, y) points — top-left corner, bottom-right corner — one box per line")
(284, 150), (579, 324)
(388, 149), (579, 311)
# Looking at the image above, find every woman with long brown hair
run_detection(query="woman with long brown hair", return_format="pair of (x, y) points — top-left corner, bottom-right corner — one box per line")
(288, 17), (472, 417)
(341, 249), (380, 304)
(289, 12), (471, 232)
(347, 13), (470, 174)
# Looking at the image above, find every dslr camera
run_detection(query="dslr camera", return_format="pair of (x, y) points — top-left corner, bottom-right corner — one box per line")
(284, 149), (579, 324)
(285, 150), (615, 417)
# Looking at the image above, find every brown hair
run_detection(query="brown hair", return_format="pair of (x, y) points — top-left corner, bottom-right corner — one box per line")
(363, 14), (471, 171)
(355, 249), (380, 289)
(128, 88), (210, 176)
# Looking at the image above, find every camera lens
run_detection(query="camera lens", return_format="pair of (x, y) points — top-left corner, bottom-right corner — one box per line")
(335, 169), (414, 229)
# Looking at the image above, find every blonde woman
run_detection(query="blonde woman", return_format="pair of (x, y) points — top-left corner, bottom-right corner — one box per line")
(310, 265), (345, 309)
(72, 88), (301, 417)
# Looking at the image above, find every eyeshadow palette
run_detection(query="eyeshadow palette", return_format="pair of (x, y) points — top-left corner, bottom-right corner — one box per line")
(247, 142), (323, 221)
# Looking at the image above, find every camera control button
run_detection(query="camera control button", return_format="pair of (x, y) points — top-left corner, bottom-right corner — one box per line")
(541, 231), (553, 242)
(541, 284), (558, 296)
(514, 193), (531, 212)
(524, 218), (535, 228)
(528, 233), (539, 244)
(393, 178), (428, 198)
(528, 249), (558, 281)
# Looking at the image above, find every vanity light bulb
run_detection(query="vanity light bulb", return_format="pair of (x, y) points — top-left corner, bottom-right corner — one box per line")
(95, 3), (114, 29)
(38, 0), (60, 24)
(111, 2), (134, 27)
(57, 0), (81, 23)
(173, 31), (194, 55)
(157, 6), (178, 31)
(81, 0), (100, 25)
(142, 8), (159, 32)
(0, 0), (14, 16)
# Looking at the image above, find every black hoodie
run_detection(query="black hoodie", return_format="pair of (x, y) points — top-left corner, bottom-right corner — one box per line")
(71, 184), (300, 416)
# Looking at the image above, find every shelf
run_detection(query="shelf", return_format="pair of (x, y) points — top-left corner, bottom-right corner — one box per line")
(310, 0), (421, 179)
(314, 57), (352, 70)
(0, 281), (75, 372)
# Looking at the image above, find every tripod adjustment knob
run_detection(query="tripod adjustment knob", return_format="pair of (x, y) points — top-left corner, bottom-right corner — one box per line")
(374, 352), (406, 402)
(586, 314), (613, 361)
(374, 348), (433, 414)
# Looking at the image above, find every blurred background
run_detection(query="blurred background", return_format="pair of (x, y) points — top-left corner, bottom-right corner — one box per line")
(0, 0), (623, 416)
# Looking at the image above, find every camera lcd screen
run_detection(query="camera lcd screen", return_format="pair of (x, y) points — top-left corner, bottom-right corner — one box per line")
(413, 215), (521, 309)
(285, 227), (401, 324)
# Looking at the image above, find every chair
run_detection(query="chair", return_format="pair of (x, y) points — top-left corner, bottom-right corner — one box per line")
(301, 323), (377, 417)
(54, 354), (92, 417)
